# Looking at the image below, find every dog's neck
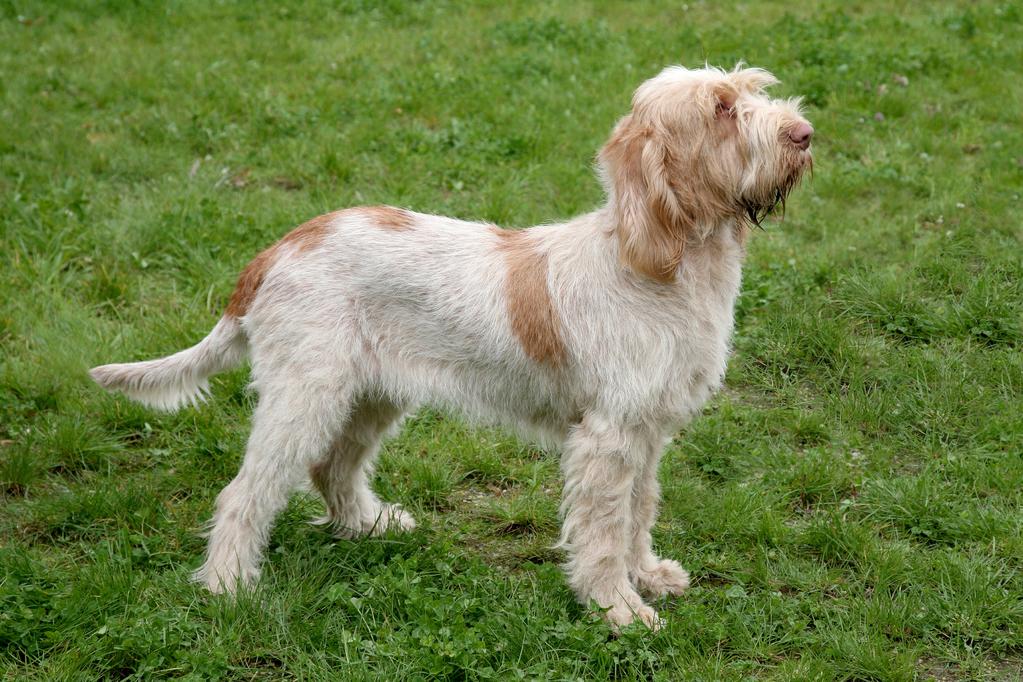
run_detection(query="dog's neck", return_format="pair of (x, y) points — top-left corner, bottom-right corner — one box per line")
(595, 205), (747, 285)
(543, 208), (746, 300)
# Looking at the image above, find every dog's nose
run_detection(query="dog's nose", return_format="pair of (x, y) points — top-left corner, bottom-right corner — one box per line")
(789, 122), (814, 150)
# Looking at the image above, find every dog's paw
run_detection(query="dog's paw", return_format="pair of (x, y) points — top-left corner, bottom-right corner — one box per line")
(372, 503), (416, 535)
(633, 558), (690, 598)
(588, 584), (662, 632)
(328, 503), (417, 539)
(192, 563), (258, 595)
(605, 601), (662, 632)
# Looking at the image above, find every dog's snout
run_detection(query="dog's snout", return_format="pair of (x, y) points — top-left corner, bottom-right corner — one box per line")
(788, 122), (813, 150)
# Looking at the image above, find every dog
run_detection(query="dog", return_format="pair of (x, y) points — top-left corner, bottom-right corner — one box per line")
(90, 64), (812, 629)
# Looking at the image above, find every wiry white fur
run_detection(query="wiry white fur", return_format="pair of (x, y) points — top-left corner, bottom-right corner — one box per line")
(90, 317), (247, 411)
(90, 65), (811, 630)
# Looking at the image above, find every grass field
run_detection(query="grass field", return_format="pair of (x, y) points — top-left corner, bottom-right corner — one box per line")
(2, 1), (1022, 679)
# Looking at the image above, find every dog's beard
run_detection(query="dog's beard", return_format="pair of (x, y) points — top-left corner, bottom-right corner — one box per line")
(741, 158), (810, 228)
(742, 189), (786, 228)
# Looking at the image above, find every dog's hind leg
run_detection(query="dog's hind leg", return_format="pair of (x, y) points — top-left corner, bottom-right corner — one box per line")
(308, 398), (416, 538)
(193, 378), (351, 594)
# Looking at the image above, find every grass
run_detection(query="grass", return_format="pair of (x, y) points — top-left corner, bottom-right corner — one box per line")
(1, 0), (1022, 679)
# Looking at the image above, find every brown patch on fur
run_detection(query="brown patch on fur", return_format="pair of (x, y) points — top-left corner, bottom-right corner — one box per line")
(225, 211), (337, 318)
(493, 228), (565, 367)
(224, 206), (415, 318)
(601, 96), (746, 283)
(600, 116), (693, 283)
(362, 205), (416, 231)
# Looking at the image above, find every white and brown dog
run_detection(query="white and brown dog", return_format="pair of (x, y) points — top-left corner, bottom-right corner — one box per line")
(91, 64), (812, 629)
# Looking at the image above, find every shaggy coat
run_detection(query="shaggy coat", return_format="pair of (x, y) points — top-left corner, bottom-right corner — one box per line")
(91, 65), (812, 629)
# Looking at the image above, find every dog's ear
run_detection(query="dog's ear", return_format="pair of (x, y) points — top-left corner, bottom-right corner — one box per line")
(729, 66), (778, 94)
(599, 114), (691, 283)
(713, 82), (739, 120)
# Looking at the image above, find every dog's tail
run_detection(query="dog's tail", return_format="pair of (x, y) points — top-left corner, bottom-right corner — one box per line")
(89, 316), (248, 412)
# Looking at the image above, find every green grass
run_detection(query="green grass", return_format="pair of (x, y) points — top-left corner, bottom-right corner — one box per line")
(2, 0), (1022, 679)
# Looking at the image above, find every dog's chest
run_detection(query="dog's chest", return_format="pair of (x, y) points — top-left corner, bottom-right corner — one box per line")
(655, 235), (744, 413)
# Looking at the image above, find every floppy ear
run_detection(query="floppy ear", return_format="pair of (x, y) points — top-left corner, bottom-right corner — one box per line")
(599, 115), (690, 283)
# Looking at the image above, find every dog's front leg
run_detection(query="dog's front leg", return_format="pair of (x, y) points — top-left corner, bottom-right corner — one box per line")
(557, 415), (660, 630)
(628, 437), (690, 598)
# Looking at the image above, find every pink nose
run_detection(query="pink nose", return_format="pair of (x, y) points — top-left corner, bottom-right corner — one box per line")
(789, 122), (814, 150)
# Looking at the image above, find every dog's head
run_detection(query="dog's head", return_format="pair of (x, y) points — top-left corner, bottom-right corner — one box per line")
(599, 65), (813, 282)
